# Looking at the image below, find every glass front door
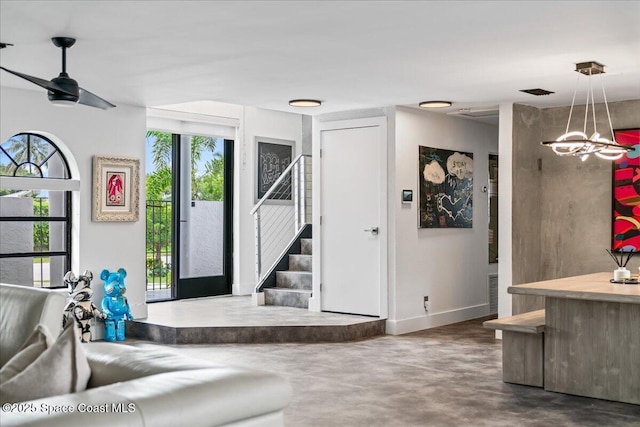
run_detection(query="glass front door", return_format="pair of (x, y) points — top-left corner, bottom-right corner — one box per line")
(145, 131), (233, 301)
(175, 135), (233, 299)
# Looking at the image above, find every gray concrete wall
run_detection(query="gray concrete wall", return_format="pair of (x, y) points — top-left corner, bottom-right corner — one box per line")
(302, 115), (312, 155)
(512, 104), (544, 285)
(512, 99), (640, 284)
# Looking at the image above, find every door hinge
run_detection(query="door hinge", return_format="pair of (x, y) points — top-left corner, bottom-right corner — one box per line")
(320, 283), (322, 291)
(320, 148), (323, 158)
(320, 216), (323, 225)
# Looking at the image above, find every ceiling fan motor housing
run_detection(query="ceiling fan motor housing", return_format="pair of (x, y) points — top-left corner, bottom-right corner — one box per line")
(48, 72), (79, 103)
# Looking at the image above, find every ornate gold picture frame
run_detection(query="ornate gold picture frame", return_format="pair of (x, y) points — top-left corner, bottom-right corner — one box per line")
(92, 155), (140, 221)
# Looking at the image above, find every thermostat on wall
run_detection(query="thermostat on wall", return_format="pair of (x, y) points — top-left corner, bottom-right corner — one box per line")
(402, 190), (413, 203)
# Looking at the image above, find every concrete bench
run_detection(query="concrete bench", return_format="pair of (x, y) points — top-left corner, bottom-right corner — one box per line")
(483, 309), (545, 387)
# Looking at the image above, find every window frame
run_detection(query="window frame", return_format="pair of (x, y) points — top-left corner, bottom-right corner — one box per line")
(0, 133), (74, 288)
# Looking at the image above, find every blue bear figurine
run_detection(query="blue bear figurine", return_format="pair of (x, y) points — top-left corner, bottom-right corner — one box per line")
(101, 268), (133, 342)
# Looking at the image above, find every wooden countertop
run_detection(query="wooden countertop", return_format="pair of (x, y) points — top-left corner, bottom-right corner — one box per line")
(508, 272), (640, 304)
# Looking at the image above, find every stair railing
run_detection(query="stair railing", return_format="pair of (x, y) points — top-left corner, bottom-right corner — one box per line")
(251, 154), (312, 292)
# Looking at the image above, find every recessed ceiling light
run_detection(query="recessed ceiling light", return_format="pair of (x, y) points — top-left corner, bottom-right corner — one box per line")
(289, 99), (322, 107)
(419, 101), (452, 109)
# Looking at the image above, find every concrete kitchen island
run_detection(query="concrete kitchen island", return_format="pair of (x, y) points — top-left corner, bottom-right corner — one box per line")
(508, 272), (640, 405)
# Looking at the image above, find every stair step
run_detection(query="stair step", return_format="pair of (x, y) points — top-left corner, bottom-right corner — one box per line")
(289, 254), (312, 272)
(301, 238), (312, 255)
(264, 288), (311, 309)
(276, 271), (312, 290)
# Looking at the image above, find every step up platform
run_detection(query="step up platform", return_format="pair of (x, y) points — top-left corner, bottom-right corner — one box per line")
(127, 296), (385, 344)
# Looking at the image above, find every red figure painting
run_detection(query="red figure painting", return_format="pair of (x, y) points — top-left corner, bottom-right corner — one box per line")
(612, 129), (640, 252)
(106, 172), (125, 207)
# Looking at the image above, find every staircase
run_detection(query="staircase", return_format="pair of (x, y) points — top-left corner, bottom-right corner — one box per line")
(264, 238), (312, 309)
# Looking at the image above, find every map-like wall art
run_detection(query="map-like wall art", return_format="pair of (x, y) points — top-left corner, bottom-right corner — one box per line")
(256, 140), (293, 200)
(612, 128), (640, 252)
(418, 146), (473, 228)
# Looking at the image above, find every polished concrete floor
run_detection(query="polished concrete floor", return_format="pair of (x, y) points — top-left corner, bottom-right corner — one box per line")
(129, 316), (640, 427)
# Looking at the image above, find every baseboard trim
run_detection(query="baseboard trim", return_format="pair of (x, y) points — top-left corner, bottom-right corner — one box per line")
(385, 303), (490, 335)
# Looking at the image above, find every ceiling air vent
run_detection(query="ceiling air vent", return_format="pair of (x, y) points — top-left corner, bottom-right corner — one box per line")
(447, 108), (499, 125)
(520, 88), (554, 96)
(452, 108), (499, 118)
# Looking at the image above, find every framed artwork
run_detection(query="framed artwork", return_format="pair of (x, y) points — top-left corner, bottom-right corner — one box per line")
(612, 128), (640, 251)
(256, 137), (294, 201)
(92, 155), (140, 221)
(418, 146), (473, 228)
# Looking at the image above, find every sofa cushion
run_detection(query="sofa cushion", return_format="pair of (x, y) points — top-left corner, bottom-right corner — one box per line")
(1, 367), (291, 427)
(0, 284), (67, 367)
(0, 321), (91, 404)
(84, 341), (232, 387)
(0, 324), (54, 384)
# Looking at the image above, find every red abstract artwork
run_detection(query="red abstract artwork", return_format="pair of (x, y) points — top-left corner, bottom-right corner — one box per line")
(106, 171), (126, 207)
(612, 129), (640, 252)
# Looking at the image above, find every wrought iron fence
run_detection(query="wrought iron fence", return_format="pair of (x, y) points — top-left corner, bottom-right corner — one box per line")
(146, 200), (172, 291)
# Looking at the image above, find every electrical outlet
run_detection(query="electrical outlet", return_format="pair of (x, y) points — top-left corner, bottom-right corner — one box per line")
(423, 296), (430, 312)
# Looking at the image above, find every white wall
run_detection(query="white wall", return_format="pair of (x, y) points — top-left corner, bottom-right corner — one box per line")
(234, 107), (303, 295)
(387, 107), (499, 334)
(496, 103), (513, 339)
(0, 86), (148, 326)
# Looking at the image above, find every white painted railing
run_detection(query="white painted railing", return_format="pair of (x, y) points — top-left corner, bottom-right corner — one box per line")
(251, 155), (311, 291)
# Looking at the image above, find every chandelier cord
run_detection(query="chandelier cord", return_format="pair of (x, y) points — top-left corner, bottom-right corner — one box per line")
(566, 73), (580, 135)
(589, 70), (598, 135)
(601, 73), (616, 142)
(583, 70), (591, 135)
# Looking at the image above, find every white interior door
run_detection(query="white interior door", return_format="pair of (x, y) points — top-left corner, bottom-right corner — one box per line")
(320, 123), (385, 316)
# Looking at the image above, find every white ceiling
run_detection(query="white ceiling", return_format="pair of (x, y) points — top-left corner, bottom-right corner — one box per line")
(1, 1), (639, 117)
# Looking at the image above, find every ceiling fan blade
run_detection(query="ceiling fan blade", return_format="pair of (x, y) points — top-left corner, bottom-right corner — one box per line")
(0, 66), (73, 95)
(78, 87), (116, 110)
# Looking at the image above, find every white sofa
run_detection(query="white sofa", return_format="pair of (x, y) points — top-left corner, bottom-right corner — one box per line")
(0, 283), (291, 426)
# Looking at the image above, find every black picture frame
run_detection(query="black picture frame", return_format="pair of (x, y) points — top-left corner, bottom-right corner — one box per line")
(418, 146), (473, 228)
(256, 139), (293, 200)
(402, 189), (413, 203)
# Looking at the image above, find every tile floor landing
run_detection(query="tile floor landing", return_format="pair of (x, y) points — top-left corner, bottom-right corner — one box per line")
(127, 295), (385, 344)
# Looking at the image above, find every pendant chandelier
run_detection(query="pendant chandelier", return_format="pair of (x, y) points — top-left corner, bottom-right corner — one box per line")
(541, 61), (631, 161)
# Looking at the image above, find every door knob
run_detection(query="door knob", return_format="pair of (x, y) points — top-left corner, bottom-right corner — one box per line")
(364, 227), (379, 235)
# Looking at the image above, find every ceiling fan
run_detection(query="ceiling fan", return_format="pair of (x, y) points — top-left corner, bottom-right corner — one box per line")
(0, 37), (115, 110)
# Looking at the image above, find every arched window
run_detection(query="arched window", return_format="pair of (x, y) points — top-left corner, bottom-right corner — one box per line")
(0, 133), (74, 288)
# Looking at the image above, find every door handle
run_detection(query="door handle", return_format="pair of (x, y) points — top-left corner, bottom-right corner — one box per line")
(364, 227), (379, 235)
